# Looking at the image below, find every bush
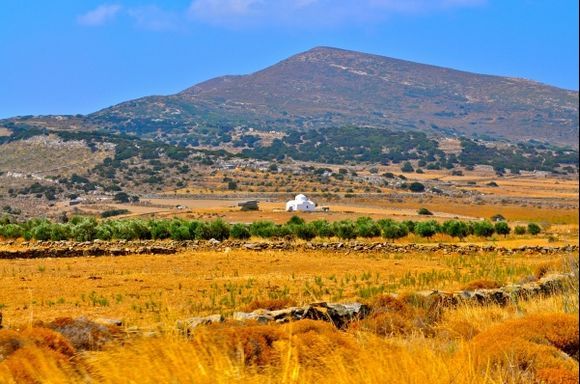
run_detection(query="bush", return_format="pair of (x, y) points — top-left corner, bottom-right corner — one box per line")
(249, 221), (278, 238)
(514, 225), (526, 235)
(287, 215), (305, 226)
(30, 221), (53, 241)
(293, 223), (317, 241)
(310, 220), (335, 238)
(169, 220), (192, 241)
(527, 223), (542, 235)
(355, 217), (381, 238)
(415, 220), (440, 238)
(402, 220), (416, 233)
(494, 221), (511, 237)
(101, 209), (129, 218)
(230, 223), (251, 239)
(417, 207), (433, 216)
(472, 221), (495, 237)
(379, 219), (409, 241)
(71, 218), (98, 242)
(442, 220), (470, 239)
(401, 162), (414, 173)
(149, 220), (171, 240)
(0, 224), (23, 239)
(49, 223), (71, 241)
(408, 182), (425, 193)
(333, 220), (357, 240)
(196, 219), (230, 241)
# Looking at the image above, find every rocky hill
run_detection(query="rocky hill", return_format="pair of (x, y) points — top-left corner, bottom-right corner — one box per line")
(89, 46), (578, 147)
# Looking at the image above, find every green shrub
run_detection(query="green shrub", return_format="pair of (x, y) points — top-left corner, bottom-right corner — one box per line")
(230, 223), (251, 239)
(408, 182), (425, 193)
(101, 209), (129, 218)
(473, 221), (495, 237)
(355, 217), (381, 238)
(494, 222), (511, 237)
(417, 208), (433, 216)
(169, 220), (192, 241)
(249, 221), (278, 238)
(415, 220), (440, 238)
(379, 220), (409, 241)
(195, 219), (230, 241)
(514, 225), (526, 235)
(0, 224), (23, 239)
(31, 221), (53, 241)
(442, 220), (470, 239)
(287, 215), (305, 226)
(333, 220), (357, 240)
(310, 220), (335, 238)
(149, 220), (171, 240)
(49, 223), (71, 241)
(401, 162), (414, 173)
(95, 223), (114, 240)
(527, 223), (542, 235)
(293, 223), (316, 241)
(402, 220), (416, 233)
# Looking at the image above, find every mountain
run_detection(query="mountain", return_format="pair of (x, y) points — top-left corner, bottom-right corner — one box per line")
(89, 46), (579, 147)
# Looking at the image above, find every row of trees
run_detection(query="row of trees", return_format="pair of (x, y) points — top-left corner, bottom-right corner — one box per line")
(0, 216), (542, 242)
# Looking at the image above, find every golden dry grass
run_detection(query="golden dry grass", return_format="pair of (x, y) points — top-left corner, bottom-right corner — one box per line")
(0, 245), (577, 383)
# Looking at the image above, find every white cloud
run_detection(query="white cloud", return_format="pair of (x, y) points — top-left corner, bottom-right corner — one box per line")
(187, 0), (486, 27)
(127, 5), (183, 31)
(77, 4), (122, 26)
(78, 1), (486, 30)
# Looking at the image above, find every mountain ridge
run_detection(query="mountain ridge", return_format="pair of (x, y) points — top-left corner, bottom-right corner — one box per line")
(85, 46), (578, 147)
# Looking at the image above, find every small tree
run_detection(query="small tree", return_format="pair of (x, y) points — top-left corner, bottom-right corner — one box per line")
(381, 221), (409, 241)
(355, 217), (381, 238)
(113, 192), (130, 203)
(514, 225), (526, 235)
(527, 223), (541, 235)
(473, 221), (495, 237)
(227, 181), (238, 190)
(401, 162), (414, 173)
(442, 220), (470, 240)
(494, 222), (511, 237)
(415, 220), (439, 238)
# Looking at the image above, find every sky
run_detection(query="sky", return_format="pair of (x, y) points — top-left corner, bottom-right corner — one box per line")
(0, 1), (578, 118)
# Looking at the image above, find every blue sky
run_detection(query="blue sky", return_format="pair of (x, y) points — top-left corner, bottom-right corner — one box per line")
(0, 1), (578, 118)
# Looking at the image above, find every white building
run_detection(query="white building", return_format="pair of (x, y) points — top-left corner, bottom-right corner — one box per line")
(286, 194), (315, 212)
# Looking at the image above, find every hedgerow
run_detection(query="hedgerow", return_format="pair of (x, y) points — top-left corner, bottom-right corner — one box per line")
(0, 216), (543, 242)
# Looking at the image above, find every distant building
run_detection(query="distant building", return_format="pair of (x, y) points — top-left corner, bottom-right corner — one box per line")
(238, 200), (259, 211)
(69, 197), (82, 206)
(286, 194), (315, 212)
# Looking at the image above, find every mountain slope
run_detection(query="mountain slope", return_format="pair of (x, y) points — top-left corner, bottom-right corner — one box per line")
(90, 46), (579, 146)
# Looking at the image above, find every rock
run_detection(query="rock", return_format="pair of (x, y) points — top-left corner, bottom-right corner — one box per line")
(232, 311), (273, 323)
(177, 314), (224, 333)
(243, 243), (264, 250)
(303, 302), (369, 328)
(208, 238), (221, 245)
(94, 318), (123, 327)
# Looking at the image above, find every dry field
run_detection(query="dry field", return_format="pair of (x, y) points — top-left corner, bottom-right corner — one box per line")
(0, 243), (578, 383)
(0, 247), (575, 329)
